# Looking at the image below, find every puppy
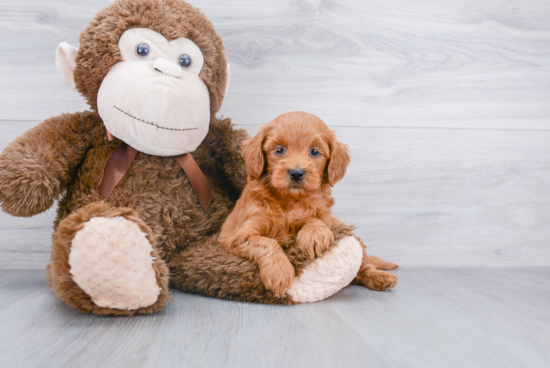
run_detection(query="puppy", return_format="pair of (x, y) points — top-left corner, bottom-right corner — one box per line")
(219, 111), (397, 297)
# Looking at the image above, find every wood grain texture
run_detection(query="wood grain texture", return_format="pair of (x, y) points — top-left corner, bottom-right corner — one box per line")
(1, 122), (549, 269)
(0, 0), (549, 269)
(0, 268), (549, 368)
(0, 0), (549, 129)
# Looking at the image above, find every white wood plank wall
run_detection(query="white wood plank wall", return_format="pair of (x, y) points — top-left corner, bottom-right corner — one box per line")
(0, 0), (549, 269)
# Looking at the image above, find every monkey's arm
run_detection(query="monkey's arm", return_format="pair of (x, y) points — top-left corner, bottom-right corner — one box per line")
(205, 117), (249, 196)
(0, 111), (100, 217)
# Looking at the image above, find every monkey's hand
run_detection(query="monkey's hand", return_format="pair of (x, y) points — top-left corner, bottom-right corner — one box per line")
(0, 112), (98, 217)
(206, 117), (248, 195)
(0, 142), (61, 217)
(297, 219), (335, 259)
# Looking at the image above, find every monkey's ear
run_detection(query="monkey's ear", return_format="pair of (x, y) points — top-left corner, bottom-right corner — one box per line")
(224, 63), (231, 97)
(55, 42), (79, 90)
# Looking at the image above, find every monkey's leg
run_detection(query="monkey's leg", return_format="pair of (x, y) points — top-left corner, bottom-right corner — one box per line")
(47, 202), (170, 315)
(168, 223), (363, 305)
(168, 235), (292, 304)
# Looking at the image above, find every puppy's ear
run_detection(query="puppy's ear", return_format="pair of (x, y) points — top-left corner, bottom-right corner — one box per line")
(243, 124), (271, 180)
(324, 130), (351, 186)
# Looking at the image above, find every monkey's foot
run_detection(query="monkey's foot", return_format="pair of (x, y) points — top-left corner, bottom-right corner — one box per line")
(70, 216), (163, 309)
(287, 236), (363, 303)
(48, 202), (169, 315)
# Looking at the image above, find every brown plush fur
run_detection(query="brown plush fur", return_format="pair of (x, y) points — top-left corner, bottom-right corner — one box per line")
(0, 0), (396, 315)
(219, 112), (398, 296)
(74, 0), (228, 115)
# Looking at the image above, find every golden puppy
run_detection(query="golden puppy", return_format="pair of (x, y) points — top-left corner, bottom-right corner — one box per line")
(219, 111), (397, 297)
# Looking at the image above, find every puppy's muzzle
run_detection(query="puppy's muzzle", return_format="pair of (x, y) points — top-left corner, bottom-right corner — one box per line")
(289, 169), (305, 181)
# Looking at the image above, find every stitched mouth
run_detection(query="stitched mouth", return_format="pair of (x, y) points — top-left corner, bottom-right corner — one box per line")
(114, 106), (199, 132)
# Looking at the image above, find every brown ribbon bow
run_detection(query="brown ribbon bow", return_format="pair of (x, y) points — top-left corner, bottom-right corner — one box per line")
(98, 131), (212, 211)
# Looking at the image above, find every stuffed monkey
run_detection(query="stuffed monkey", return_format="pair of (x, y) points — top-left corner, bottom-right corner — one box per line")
(0, 0), (396, 315)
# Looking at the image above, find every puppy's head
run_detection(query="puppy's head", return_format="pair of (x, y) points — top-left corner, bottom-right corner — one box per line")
(243, 111), (350, 198)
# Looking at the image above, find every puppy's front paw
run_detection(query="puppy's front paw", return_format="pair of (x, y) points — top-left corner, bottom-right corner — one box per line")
(259, 255), (295, 297)
(297, 223), (334, 259)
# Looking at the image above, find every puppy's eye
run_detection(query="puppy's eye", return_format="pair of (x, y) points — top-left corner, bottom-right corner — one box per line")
(310, 148), (320, 157)
(135, 43), (150, 58)
(275, 147), (286, 156)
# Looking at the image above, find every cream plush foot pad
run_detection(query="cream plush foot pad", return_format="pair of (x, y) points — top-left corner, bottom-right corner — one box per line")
(287, 236), (363, 303)
(69, 216), (161, 310)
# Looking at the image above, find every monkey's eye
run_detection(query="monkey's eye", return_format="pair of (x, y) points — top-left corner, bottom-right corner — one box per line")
(178, 54), (192, 68)
(275, 147), (286, 156)
(310, 148), (320, 157)
(135, 43), (150, 58)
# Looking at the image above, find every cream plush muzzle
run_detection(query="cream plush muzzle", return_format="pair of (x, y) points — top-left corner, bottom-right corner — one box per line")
(56, 28), (231, 157)
(97, 59), (210, 156)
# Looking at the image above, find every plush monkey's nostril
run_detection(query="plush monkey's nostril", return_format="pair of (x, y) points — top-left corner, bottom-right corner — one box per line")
(289, 169), (305, 181)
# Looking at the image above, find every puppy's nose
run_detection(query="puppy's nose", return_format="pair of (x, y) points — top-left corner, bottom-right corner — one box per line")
(289, 169), (305, 181)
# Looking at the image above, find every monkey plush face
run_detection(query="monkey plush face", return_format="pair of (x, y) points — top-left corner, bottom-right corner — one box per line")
(96, 28), (211, 156)
(54, 0), (230, 156)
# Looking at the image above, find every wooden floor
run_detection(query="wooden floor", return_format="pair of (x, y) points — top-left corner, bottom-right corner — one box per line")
(0, 268), (548, 368)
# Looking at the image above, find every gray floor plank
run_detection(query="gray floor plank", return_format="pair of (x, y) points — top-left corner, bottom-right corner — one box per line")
(0, 268), (548, 368)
